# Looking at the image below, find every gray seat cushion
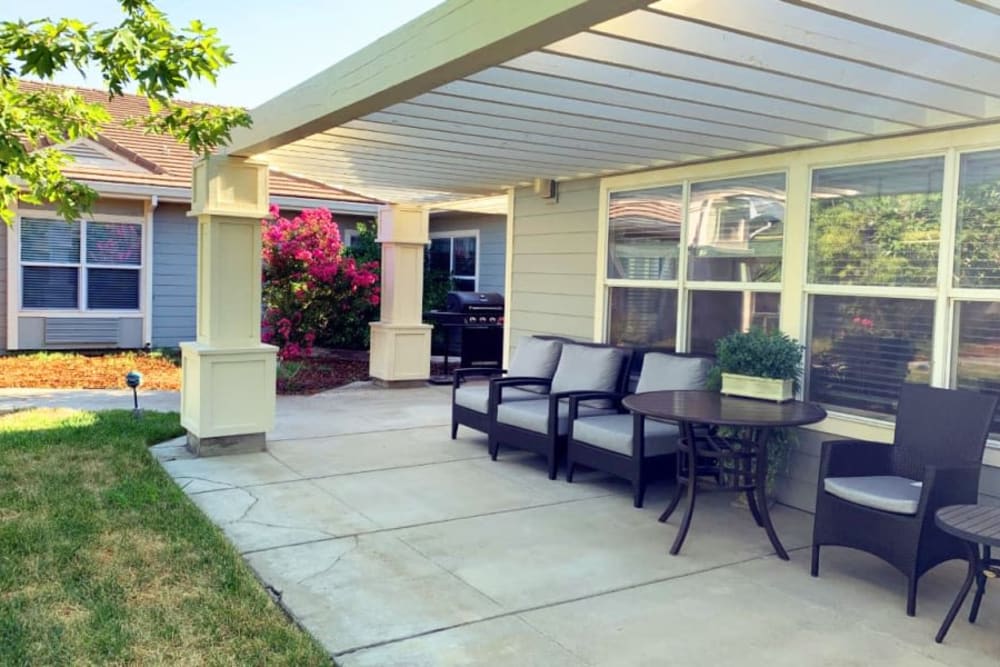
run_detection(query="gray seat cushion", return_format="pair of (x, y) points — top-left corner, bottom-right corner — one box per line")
(508, 336), (563, 380)
(572, 414), (680, 457)
(454, 384), (542, 414)
(636, 354), (712, 393)
(823, 475), (923, 515)
(497, 399), (615, 436)
(550, 345), (626, 408)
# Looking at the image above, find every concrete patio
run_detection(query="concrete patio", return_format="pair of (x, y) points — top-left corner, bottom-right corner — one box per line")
(62, 383), (1000, 664)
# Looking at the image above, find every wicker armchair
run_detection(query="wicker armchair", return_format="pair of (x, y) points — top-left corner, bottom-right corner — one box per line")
(565, 353), (713, 508)
(811, 383), (998, 616)
(489, 343), (633, 480)
(451, 336), (564, 440)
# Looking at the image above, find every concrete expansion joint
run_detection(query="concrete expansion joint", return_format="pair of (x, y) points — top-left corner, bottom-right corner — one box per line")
(330, 543), (813, 658)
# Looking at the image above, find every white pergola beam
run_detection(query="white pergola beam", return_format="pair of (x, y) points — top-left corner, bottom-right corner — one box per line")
(227, 0), (655, 156)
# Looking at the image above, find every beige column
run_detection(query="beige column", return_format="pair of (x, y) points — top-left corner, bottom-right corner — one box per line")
(180, 155), (277, 455)
(369, 204), (432, 385)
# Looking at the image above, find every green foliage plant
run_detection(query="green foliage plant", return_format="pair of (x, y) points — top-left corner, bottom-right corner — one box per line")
(709, 327), (804, 392)
(0, 0), (252, 224)
(707, 327), (805, 494)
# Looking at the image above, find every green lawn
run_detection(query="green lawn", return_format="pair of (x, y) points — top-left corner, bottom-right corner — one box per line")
(0, 409), (331, 665)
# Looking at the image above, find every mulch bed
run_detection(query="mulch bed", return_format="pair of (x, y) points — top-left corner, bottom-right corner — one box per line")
(0, 350), (452, 396)
(0, 352), (183, 391)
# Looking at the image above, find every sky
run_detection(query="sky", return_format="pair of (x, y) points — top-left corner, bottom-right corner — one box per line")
(1, 0), (443, 108)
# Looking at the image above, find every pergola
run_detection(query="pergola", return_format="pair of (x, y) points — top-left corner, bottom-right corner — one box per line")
(180, 0), (1000, 453)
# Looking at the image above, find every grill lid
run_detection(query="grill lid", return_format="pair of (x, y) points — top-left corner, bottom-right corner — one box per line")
(445, 291), (504, 312)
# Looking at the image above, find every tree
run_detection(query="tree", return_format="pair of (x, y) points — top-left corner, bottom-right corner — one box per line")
(0, 0), (251, 224)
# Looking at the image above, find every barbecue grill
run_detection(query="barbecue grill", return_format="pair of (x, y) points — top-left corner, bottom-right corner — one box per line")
(425, 291), (504, 382)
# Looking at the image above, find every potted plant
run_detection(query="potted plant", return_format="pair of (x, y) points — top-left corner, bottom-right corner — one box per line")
(707, 327), (804, 495)
(710, 327), (803, 402)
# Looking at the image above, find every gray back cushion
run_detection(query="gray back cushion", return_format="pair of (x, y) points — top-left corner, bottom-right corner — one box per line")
(550, 344), (625, 394)
(508, 337), (562, 378)
(636, 354), (711, 394)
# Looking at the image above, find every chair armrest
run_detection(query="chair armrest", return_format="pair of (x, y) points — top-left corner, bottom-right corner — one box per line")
(917, 465), (982, 515)
(489, 377), (552, 408)
(567, 391), (623, 419)
(819, 439), (893, 479)
(452, 367), (506, 390)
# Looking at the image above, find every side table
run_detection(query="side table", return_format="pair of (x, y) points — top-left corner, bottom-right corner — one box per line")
(934, 504), (1000, 643)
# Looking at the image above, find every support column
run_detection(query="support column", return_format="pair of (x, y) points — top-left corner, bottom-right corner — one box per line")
(180, 155), (277, 456)
(369, 204), (432, 386)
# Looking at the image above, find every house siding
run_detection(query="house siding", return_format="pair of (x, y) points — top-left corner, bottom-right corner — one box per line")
(508, 177), (600, 344)
(151, 203), (197, 348)
(429, 214), (506, 294)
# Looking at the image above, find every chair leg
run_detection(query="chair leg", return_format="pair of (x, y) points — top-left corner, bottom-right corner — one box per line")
(547, 454), (558, 480)
(810, 545), (820, 577)
(906, 575), (918, 617)
(489, 437), (499, 461)
(451, 420), (458, 440)
(566, 461), (576, 483)
(632, 481), (645, 508)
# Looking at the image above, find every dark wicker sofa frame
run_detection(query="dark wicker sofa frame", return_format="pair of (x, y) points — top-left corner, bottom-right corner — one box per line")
(450, 335), (567, 440)
(564, 351), (713, 508)
(488, 342), (634, 480)
(810, 383), (998, 616)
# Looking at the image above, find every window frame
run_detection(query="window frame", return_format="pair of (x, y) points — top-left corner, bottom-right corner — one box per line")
(429, 229), (480, 292)
(594, 127), (1000, 456)
(13, 209), (147, 316)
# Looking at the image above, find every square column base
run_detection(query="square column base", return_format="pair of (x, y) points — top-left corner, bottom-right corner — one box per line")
(369, 322), (432, 382)
(187, 431), (266, 457)
(180, 342), (277, 450)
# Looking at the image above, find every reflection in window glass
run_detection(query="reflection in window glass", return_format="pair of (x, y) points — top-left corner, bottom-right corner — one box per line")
(607, 186), (682, 280)
(21, 219), (80, 263)
(87, 268), (140, 309)
(954, 301), (1000, 437)
(809, 157), (944, 286)
(452, 237), (476, 277)
(809, 295), (933, 416)
(607, 287), (677, 348)
(429, 238), (451, 273)
(688, 173), (786, 283)
(689, 291), (781, 355)
(87, 222), (141, 265)
(955, 150), (1000, 288)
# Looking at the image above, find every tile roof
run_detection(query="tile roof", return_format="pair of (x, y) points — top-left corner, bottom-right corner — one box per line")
(17, 80), (380, 204)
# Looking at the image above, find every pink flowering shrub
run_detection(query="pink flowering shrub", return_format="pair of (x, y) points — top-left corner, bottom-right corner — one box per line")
(262, 206), (380, 358)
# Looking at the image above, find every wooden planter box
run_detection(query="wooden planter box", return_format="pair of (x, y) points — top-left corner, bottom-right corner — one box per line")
(721, 373), (794, 402)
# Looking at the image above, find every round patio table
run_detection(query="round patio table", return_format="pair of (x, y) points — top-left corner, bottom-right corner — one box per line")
(623, 390), (826, 559)
(934, 504), (1000, 643)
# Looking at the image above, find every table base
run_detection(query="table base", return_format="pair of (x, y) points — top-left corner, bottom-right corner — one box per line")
(659, 423), (789, 560)
(936, 543), (998, 643)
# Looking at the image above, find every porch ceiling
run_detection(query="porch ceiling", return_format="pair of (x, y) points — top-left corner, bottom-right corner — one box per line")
(231, 0), (1000, 203)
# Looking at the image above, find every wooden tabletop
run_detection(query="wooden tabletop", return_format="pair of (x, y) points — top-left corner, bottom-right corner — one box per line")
(622, 390), (827, 428)
(936, 505), (1000, 548)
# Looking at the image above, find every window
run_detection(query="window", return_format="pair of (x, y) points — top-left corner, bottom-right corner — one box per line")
(607, 287), (677, 348)
(689, 291), (781, 355)
(688, 173), (785, 283)
(20, 218), (142, 311)
(953, 301), (1000, 437)
(805, 157), (944, 416)
(429, 233), (477, 292)
(608, 186), (682, 280)
(604, 173), (784, 358)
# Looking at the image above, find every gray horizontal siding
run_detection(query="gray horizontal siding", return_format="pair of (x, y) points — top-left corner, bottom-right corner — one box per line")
(151, 203), (197, 348)
(508, 177), (600, 345)
(430, 213), (506, 295)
